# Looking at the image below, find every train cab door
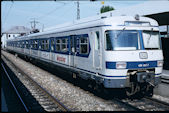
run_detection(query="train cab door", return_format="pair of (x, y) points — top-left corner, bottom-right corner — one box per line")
(69, 35), (77, 67)
(93, 31), (101, 70)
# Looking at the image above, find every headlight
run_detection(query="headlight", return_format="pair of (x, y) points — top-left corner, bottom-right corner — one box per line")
(157, 61), (163, 67)
(116, 62), (127, 69)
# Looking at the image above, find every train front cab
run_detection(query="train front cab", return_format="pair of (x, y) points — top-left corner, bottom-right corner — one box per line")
(102, 25), (163, 96)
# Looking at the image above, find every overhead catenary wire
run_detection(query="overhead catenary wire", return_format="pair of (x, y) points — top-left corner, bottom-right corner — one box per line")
(3, 2), (14, 29)
(30, 2), (68, 30)
(36, 2), (67, 20)
(2, 2), (8, 21)
(42, 3), (74, 28)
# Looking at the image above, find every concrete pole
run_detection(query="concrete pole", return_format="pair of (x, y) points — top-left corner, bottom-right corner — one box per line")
(77, 0), (80, 20)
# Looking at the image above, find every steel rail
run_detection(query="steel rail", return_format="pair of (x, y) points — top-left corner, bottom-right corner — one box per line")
(145, 97), (169, 108)
(113, 96), (169, 111)
(2, 54), (71, 112)
(113, 98), (144, 111)
(21, 69), (71, 112)
(1, 63), (29, 112)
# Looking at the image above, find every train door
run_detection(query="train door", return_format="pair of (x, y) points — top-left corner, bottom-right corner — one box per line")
(93, 31), (101, 70)
(69, 35), (77, 67)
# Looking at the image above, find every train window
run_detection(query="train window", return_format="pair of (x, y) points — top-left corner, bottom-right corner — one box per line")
(22, 41), (24, 48)
(56, 39), (61, 51)
(32, 41), (35, 48)
(26, 41), (29, 49)
(32, 40), (38, 49)
(51, 39), (55, 51)
(19, 42), (21, 48)
(45, 40), (49, 50)
(17, 42), (20, 47)
(41, 40), (44, 50)
(20, 42), (22, 48)
(61, 38), (68, 52)
(95, 31), (100, 50)
(142, 31), (161, 50)
(106, 32), (112, 50)
(21, 42), (23, 48)
(105, 30), (139, 51)
(80, 37), (89, 54)
(35, 40), (38, 49)
(41, 39), (49, 50)
(41, 40), (48, 50)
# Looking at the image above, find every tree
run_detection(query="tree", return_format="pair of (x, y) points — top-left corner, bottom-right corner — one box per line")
(100, 6), (114, 13)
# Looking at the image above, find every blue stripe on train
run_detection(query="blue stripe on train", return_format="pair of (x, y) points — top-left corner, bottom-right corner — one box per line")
(106, 61), (157, 69)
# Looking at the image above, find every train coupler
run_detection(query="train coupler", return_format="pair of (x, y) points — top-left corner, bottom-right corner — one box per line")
(136, 72), (155, 84)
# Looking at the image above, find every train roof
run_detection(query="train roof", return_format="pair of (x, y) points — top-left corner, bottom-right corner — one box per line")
(8, 15), (159, 41)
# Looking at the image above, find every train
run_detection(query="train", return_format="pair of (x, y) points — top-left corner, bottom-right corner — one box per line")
(6, 14), (163, 97)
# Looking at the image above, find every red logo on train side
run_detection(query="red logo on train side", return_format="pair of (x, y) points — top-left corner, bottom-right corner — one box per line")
(57, 56), (66, 63)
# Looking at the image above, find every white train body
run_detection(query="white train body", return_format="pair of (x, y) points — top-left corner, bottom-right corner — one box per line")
(6, 15), (163, 95)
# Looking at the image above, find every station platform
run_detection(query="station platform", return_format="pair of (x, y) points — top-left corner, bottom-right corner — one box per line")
(1, 88), (8, 112)
(161, 69), (169, 79)
(1, 63), (26, 112)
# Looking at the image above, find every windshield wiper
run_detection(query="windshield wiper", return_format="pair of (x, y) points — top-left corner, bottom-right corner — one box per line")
(147, 28), (153, 44)
(115, 27), (126, 39)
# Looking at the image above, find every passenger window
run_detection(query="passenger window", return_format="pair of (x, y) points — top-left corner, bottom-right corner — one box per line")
(61, 38), (68, 52)
(45, 40), (49, 50)
(51, 39), (55, 51)
(32, 40), (38, 49)
(18, 42), (20, 47)
(80, 37), (89, 54)
(21, 42), (23, 48)
(26, 41), (29, 49)
(41, 40), (45, 50)
(95, 31), (100, 50)
(41, 40), (49, 50)
(22, 41), (25, 48)
(56, 39), (61, 51)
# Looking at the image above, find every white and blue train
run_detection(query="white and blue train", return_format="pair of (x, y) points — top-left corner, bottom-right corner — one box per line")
(6, 15), (163, 96)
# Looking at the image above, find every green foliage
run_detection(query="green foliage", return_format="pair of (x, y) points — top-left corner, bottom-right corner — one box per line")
(100, 6), (115, 13)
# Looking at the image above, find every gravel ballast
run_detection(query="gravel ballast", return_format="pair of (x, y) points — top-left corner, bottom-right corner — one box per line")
(2, 51), (118, 111)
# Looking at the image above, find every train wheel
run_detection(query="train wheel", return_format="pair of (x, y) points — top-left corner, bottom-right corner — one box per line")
(145, 85), (154, 97)
(72, 73), (79, 86)
(126, 82), (140, 97)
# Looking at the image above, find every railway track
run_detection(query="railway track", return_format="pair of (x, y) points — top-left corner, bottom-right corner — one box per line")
(113, 96), (169, 111)
(2, 55), (71, 112)
(1, 63), (29, 112)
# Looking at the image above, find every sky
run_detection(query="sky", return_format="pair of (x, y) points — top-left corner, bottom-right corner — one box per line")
(1, 0), (148, 32)
(1, 0), (156, 32)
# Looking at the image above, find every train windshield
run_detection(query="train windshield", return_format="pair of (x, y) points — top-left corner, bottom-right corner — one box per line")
(105, 30), (139, 50)
(142, 31), (161, 50)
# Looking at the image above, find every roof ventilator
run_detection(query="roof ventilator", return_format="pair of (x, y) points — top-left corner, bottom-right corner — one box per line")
(135, 14), (140, 20)
(101, 16), (107, 19)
